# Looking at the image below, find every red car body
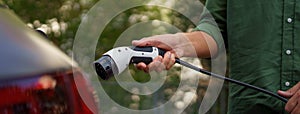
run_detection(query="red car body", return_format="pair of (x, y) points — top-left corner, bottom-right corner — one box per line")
(0, 5), (98, 114)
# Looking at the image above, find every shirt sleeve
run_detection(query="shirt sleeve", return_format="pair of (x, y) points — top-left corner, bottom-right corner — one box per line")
(194, 0), (227, 51)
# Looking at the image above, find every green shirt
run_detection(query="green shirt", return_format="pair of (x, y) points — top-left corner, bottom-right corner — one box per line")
(195, 0), (300, 113)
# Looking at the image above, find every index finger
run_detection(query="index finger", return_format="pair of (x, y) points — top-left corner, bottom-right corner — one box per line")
(287, 82), (300, 95)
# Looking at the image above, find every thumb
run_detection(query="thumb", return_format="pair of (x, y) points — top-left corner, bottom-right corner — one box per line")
(278, 90), (293, 98)
(131, 39), (152, 46)
(132, 40), (146, 46)
(132, 38), (161, 47)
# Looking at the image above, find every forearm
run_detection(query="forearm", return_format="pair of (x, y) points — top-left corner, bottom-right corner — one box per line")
(182, 31), (218, 58)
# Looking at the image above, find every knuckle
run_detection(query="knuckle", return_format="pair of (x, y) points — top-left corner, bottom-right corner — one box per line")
(291, 102), (296, 107)
(136, 66), (143, 70)
(166, 66), (170, 70)
(171, 58), (176, 64)
(296, 92), (300, 97)
(144, 69), (149, 73)
(285, 106), (291, 112)
(163, 61), (168, 66)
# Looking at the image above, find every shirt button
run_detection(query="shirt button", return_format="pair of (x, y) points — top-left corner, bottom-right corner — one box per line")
(285, 82), (290, 86)
(287, 18), (293, 23)
(286, 50), (292, 55)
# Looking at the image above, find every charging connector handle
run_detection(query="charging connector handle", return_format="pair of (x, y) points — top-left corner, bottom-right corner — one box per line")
(175, 59), (288, 103)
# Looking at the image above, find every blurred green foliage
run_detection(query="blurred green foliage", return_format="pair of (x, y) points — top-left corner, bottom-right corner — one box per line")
(4, 0), (98, 55)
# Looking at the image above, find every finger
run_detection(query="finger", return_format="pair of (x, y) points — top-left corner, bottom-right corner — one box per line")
(163, 52), (175, 70)
(154, 62), (165, 72)
(162, 52), (172, 70)
(135, 62), (146, 70)
(169, 53), (176, 68)
(154, 56), (165, 72)
(278, 90), (293, 98)
(135, 62), (149, 73)
(278, 82), (300, 99)
(291, 102), (300, 114)
(148, 56), (163, 72)
(165, 53), (175, 70)
(285, 91), (300, 113)
(287, 82), (300, 95)
(153, 55), (163, 63)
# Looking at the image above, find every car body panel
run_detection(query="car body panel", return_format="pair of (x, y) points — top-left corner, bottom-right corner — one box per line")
(0, 7), (76, 79)
(0, 6), (98, 114)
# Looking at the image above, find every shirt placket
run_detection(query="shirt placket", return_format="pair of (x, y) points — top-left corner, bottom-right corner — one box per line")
(281, 0), (295, 91)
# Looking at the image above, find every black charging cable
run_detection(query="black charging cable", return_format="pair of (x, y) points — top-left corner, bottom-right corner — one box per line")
(175, 58), (288, 103)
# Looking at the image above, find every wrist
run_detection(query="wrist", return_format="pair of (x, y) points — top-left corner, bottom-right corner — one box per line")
(173, 33), (195, 57)
(180, 31), (218, 58)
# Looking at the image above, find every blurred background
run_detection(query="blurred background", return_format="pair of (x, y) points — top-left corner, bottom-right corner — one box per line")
(2, 0), (228, 113)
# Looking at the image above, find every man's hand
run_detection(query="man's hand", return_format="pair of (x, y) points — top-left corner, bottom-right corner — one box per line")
(131, 31), (217, 72)
(278, 82), (300, 114)
(132, 33), (188, 72)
